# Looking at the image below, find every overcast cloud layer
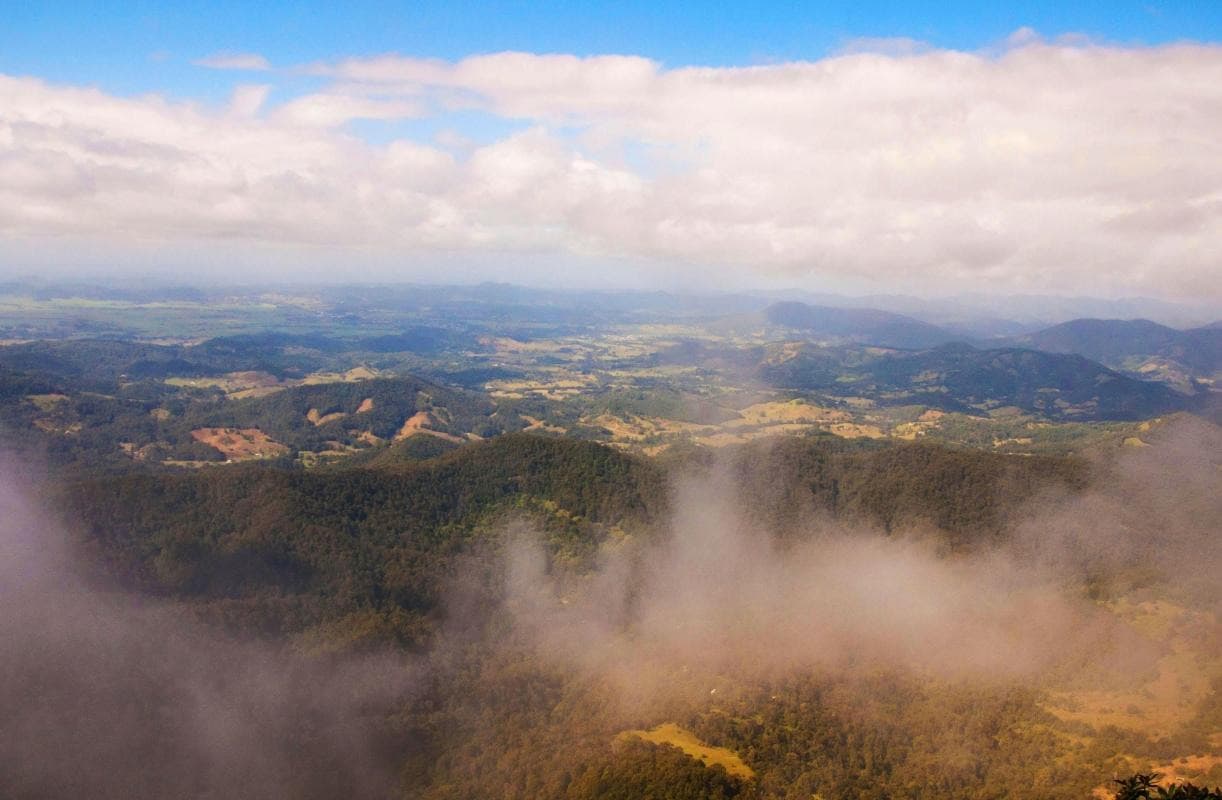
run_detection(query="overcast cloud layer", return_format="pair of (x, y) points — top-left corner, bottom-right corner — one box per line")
(2, 37), (1220, 298)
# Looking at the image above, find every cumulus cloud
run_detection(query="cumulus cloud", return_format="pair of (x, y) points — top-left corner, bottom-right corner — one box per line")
(3, 39), (1222, 298)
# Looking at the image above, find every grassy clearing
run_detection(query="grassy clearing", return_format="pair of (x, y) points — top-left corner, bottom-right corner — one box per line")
(731, 400), (847, 425)
(521, 415), (566, 433)
(25, 393), (69, 411)
(1045, 600), (1218, 739)
(169, 368), (381, 398)
(167, 370), (283, 394)
(301, 365), (381, 384)
(587, 402), (886, 451)
(488, 372), (599, 399)
(619, 723), (755, 780)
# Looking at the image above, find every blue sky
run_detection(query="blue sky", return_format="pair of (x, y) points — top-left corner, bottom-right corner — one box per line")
(3, 0), (1220, 101)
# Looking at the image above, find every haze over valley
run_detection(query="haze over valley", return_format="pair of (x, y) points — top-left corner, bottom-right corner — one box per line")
(1, 3), (1220, 798)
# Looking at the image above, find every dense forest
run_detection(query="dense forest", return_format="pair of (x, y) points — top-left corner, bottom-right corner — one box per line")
(2, 430), (1210, 798)
(58, 435), (1082, 644)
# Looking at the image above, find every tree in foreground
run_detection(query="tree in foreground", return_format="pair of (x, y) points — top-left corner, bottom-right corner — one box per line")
(1114, 773), (1222, 800)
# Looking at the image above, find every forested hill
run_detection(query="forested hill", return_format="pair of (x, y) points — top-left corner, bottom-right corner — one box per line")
(760, 301), (961, 349)
(61, 434), (1086, 647)
(64, 435), (666, 644)
(761, 342), (1191, 420)
(186, 375), (508, 447)
(721, 435), (1087, 543)
(1013, 318), (1222, 372)
(1008, 318), (1222, 389)
(24, 428), (1219, 800)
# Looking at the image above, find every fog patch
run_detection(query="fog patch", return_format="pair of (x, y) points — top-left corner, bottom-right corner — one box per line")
(0, 459), (418, 800)
(494, 422), (1221, 700)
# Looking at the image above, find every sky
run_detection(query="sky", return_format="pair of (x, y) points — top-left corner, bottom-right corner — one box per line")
(1, 1), (1220, 300)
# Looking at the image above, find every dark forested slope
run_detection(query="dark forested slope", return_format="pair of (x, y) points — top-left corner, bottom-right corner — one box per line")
(762, 342), (1190, 420)
(16, 430), (1216, 800)
(61, 435), (1085, 645)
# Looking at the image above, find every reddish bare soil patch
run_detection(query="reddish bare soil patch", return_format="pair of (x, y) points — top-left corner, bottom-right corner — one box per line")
(190, 428), (290, 460)
(394, 411), (465, 443)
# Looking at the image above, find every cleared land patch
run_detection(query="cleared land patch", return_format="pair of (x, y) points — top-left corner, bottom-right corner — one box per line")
(618, 723), (755, 780)
(25, 393), (69, 411)
(521, 414), (565, 433)
(302, 365), (380, 384)
(306, 408), (347, 426)
(488, 373), (599, 400)
(732, 400), (847, 426)
(33, 418), (82, 435)
(394, 411), (465, 443)
(190, 427), (289, 460)
(168, 368), (382, 399)
(588, 401), (885, 452)
(1046, 599), (1218, 739)
(167, 370), (282, 395)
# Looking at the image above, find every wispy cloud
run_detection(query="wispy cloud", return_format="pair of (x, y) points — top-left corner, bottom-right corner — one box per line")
(194, 52), (271, 71)
(834, 36), (933, 56)
(4, 37), (1222, 299)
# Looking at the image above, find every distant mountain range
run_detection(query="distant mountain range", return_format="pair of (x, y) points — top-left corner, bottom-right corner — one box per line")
(752, 302), (1220, 393)
(760, 341), (1193, 421)
(760, 302), (963, 350)
(4, 278), (1216, 331)
(1006, 319), (1221, 390)
(1, 289), (1217, 469)
(771, 290), (1219, 332)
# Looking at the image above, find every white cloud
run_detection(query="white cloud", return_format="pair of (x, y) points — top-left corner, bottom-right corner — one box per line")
(228, 84), (271, 118)
(272, 94), (421, 127)
(3, 39), (1222, 299)
(194, 52), (271, 71)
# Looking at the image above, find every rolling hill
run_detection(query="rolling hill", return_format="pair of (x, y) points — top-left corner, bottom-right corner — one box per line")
(760, 342), (1191, 420)
(760, 301), (965, 349)
(1010, 319), (1222, 390)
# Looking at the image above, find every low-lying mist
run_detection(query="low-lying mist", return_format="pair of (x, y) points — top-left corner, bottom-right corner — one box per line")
(499, 417), (1219, 700)
(0, 459), (418, 800)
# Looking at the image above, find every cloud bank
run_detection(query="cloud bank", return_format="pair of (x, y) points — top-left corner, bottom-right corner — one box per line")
(2, 38), (1221, 298)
